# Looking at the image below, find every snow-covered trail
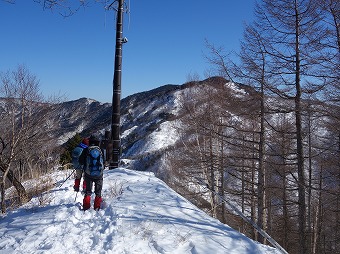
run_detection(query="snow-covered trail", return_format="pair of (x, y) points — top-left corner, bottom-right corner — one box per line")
(0, 168), (281, 254)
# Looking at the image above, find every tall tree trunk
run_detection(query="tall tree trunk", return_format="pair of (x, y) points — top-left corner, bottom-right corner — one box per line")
(209, 133), (217, 218)
(251, 157), (257, 240)
(282, 170), (289, 250)
(307, 106), (313, 252)
(294, 6), (307, 252)
(257, 80), (266, 243)
(312, 164), (322, 254)
(220, 129), (227, 224)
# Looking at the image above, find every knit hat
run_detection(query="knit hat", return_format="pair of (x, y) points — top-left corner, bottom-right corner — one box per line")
(89, 134), (100, 145)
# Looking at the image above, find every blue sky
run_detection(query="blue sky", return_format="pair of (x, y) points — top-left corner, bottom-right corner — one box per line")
(0, 0), (255, 103)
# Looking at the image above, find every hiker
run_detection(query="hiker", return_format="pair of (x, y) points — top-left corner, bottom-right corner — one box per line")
(72, 137), (89, 192)
(79, 134), (105, 210)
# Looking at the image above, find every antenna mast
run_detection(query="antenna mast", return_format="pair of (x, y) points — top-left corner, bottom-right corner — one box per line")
(108, 0), (127, 169)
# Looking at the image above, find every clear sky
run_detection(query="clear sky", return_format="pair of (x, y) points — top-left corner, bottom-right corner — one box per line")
(0, 0), (255, 103)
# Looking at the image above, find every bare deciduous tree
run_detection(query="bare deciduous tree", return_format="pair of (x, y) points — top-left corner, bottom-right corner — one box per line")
(202, 1), (338, 253)
(0, 65), (61, 213)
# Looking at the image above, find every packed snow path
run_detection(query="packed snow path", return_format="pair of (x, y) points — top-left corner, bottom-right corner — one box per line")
(0, 168), (281, 254)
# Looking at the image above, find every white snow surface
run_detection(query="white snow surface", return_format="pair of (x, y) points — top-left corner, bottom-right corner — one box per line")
(124, 121), (179, 157)
(0, 168), (281, 254)
(143, 121), (179, 153)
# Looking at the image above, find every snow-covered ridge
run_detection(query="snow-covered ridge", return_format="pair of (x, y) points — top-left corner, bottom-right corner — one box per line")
(0, 168), (280, 254)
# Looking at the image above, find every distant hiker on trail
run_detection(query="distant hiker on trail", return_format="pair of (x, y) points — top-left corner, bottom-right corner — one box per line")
(79, 134), (105, 210)
(72, 137), (89, 192)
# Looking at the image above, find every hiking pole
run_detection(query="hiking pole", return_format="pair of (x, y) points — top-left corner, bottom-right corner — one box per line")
(57, 169), (76, 188)
(74, 191), (78, 202)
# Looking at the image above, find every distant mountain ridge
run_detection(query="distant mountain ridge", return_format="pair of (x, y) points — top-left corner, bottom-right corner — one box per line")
(0, 76), (235, 172)
(53, 76), (240, 171)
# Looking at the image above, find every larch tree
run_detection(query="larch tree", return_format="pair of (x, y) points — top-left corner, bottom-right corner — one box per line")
(252, 1), (330, 253)
(205, 16), (272, 244)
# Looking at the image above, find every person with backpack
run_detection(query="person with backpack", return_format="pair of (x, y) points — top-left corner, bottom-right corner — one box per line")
(72, 137), (89, 192)
(79, 134), (105, 210)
